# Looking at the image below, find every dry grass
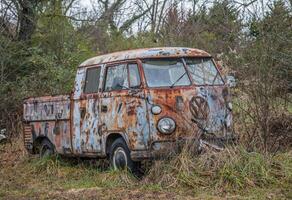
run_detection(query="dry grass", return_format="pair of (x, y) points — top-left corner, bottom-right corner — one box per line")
(0, 136), (292, 199)
(145, 146), (292, 194)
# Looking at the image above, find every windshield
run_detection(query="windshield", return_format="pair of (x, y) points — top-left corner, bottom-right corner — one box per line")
(185, 58), (224, 85)
(142, 59), (191, 88)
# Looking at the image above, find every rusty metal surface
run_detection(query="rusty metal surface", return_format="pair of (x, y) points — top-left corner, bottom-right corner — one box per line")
(79, 47), (211, 67)
(23, 125), (32, 149)
(23, 95), (70, 121)
(23, 47), (233, 159)
(23, 95), (71, 153)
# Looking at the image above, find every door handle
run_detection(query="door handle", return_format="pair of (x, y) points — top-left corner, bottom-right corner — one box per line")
(101, 105), (108, 112)
(80, 107), (86, 118)
(129, 89), (140, 95)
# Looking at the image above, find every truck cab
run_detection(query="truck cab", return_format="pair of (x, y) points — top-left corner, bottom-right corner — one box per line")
(23, 47), (233, 171)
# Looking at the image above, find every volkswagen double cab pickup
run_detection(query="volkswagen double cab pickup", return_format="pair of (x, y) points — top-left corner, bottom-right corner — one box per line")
(23, 47), (233, 171)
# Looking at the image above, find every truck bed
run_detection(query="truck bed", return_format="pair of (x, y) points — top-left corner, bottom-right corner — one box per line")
(23, 95), (71, 122)
(23, 95), (72, 153)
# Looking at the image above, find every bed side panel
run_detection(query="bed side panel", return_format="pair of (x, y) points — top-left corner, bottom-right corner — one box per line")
(23, 95), (71, 154)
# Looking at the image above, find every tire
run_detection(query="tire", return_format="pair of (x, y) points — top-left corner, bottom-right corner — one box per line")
(109, 138), (137, 172)
(0, 138), (7, 144)
(0, 134), (7, 144)
(39, 139), (54, 158)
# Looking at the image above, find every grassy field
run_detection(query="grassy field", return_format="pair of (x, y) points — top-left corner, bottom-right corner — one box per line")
(0, 138), (291, 200)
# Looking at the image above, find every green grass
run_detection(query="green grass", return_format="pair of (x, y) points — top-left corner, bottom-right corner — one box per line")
(1, 142), (292, 199)
(143, 147), (292, 198)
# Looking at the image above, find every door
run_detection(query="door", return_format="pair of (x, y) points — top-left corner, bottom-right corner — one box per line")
(72, 66), (103, 154)
(99, 62), (150, 151)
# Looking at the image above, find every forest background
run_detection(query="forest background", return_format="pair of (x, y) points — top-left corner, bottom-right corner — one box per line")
(0, 0), (291, 199)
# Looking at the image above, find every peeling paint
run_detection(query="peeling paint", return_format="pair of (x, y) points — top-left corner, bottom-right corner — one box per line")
(23, 47), (233, 159)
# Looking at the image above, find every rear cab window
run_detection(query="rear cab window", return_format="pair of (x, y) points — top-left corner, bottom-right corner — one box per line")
(84, 67), (101, 93)
(104, 63), (141, 91)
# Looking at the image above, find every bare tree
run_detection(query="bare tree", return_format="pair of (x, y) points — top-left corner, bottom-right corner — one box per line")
(88, 0), (151, 33)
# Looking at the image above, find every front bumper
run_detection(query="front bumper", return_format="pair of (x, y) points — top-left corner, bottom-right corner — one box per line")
(130, 138), (201, 161)
(130, 132), (236, 161)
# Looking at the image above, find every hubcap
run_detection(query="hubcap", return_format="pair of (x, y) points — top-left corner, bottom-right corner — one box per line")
(113, 147), (127, 170)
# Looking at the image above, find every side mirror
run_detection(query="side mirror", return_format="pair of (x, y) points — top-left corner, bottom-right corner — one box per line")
(226, 75), (236, 88)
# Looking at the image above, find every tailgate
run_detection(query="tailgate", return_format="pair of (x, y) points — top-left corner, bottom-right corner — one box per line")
(23, 95), (70, 122)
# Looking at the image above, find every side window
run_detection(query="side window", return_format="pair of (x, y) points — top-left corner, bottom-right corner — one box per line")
(104, 64), (128, 91)
(84, 67), (101, 93)
(128, 64), (141, 88)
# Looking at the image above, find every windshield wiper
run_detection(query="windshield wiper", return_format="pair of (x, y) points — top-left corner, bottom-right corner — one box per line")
(170, 72), (187, 88)
(212, 72), (219, 85)
(117, 83), (129, 90)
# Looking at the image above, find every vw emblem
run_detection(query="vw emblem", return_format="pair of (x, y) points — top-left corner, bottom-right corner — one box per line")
(189, 96), (209, 120)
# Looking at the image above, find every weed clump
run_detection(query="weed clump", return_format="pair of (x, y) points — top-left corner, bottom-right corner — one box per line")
(144, 146), (292, 194)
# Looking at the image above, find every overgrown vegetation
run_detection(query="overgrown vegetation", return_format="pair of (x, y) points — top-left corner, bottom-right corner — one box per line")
(0, 0), (291, 199)
(1, 0), (291, 148)
(1, 139), (292, 199)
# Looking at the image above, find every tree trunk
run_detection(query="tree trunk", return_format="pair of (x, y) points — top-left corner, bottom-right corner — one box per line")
(17, 0), (37, 41)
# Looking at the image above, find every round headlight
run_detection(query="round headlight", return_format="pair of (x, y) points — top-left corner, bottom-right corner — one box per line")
(157, 117), (176, 134)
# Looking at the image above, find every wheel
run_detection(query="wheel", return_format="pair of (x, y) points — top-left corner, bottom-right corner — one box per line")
(39, 139), (54, 158)
(0, 138), (7, 144)
(109, 138), (137, 172)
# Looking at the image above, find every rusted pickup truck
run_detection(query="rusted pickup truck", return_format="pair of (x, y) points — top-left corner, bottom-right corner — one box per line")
(23, 47), (233, 171)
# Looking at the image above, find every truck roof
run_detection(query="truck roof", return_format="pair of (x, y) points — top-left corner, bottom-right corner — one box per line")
(79, 47), (211, 67)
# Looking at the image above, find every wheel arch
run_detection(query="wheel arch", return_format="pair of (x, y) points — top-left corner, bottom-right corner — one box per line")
(105, 132), (129, 156)
(33, 136), (53, 154)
